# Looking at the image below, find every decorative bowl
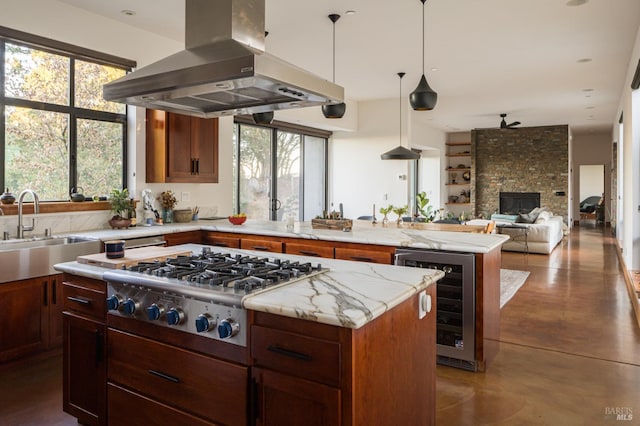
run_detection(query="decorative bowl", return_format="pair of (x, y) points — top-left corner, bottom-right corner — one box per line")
(173, 209), (193, 223)
(228, 216), (247, 225)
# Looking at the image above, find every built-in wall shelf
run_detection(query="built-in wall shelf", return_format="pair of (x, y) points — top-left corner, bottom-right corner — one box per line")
(445, 153), (471, 157)
(446, 183), (471, 187)
(445, 203), (471, 206)
(445, 142), (471, 146)
(445, 138), (473, 217)
(446, 167), (471, 172)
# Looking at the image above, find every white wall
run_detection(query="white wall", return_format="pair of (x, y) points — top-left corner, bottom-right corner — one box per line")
(614, 20), (640, 268)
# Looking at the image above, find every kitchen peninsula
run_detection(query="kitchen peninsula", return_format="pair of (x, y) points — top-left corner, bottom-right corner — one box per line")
(55, 244), (443, 425)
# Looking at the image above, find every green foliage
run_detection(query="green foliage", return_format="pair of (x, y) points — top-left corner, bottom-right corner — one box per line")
(416, 191), (436, 222)
(392, 205), (408, 217)
(379, 205), (394, 215)
(109, 188), (130, 217)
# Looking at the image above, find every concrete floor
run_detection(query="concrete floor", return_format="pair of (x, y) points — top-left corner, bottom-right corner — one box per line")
(436, 225), (640, 425)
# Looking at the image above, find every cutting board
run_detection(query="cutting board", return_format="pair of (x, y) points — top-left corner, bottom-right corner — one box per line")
(77, 246), (193, 269)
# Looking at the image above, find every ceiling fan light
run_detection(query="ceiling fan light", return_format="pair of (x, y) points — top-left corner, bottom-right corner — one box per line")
(252, 111), (274, 124)
(380, 146), (421, 160)
(410, 74), (438, 111)
(321, 102), (346, 119)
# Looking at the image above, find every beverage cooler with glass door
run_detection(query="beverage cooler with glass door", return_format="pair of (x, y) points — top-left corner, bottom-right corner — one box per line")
(395, 248), (478, 371)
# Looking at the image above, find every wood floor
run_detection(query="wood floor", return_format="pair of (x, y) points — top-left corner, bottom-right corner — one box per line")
(0, 225), (638, 425)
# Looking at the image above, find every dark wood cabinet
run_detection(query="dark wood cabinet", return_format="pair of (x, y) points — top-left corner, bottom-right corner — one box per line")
(146, 109), (219, 183)
(284, 240), (335, 258)
(334, 244), (395, 264)
(240, 236), (284, 253)
(164, 230), (202, 246)
(62, 274), (107, 426)
(250, 285), (436, 425)
(0, 274), (64, 363)
(201, 231), (241, 248)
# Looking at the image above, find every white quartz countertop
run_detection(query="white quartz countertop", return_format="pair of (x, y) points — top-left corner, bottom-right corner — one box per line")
(54, 244), (443, 329)
(62, 218), (507, 254)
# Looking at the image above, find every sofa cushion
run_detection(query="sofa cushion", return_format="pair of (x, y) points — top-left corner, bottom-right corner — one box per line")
(491, 213), (519, 222)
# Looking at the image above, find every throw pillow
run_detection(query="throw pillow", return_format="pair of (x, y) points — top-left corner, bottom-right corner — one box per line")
(516, 212), (537, 223)
(535, 210), (553, 224)
(491, 213), (519, 223)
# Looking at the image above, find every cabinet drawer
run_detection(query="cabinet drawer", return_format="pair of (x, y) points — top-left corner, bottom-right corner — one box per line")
(335, 247), (393, 264)
(241, 238), (283, 253)
(202, 234), (241, 249)
(108, 328), (248, 426)
(251, 325), (340, 387)
(62, 282), (106, 320)
(108, 383), (213, 426)
(284, 243), (334, 259)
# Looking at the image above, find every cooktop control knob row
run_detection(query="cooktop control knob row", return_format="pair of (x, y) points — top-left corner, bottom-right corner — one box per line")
(218, 318), (240, 339)
(122, 298), (139, 316)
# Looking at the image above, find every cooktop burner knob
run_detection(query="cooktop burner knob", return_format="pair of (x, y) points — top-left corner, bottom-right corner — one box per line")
(218, 318), (240, 339)
(195, 314), (215, 333)
(106, 295), (123, 311)
(166, 308), (185, 326)
(122, 298), (139, 316)
(146, 304), (164, 321)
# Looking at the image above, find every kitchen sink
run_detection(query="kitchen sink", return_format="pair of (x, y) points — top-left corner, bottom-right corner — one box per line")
(0, 236), (101, 283)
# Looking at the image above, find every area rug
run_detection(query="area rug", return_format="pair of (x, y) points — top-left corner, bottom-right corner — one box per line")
(500, 269), (530, 308)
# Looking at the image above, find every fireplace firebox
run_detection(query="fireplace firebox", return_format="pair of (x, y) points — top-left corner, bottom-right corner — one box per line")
(500, 192), (540, 214)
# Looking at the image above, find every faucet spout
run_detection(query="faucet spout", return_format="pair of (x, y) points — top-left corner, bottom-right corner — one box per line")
(17, 189), (40, 239)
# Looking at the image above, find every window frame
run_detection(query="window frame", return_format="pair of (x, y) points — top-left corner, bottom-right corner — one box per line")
(0, 25), (135, 201)
(233, 116), (331, 221)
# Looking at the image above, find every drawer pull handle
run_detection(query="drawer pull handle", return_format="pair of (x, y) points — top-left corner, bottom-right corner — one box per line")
(148, 369), (180, 383)
(299, 250), (320, 257)
(350, 256), (375, 262)
(267, 345), (312, 362)
(251, 246), (270, 251)
(67, 296), (91, 305)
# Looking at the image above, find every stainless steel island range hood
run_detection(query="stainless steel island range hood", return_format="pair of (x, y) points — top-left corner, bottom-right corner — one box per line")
(103, 0), (344, 118)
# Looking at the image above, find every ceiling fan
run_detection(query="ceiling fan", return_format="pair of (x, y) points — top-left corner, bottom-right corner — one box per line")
(499, 113), (521, 129)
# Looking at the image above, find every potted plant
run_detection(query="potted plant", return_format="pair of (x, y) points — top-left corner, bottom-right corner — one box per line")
(392, 205), (408, 226)
(379, 205), (394, 226)
(108, 188), (131, 229)
(416, 191), (436, 222)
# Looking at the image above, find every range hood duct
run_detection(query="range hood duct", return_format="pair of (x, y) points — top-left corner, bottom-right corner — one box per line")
(103, 0), (344, 118)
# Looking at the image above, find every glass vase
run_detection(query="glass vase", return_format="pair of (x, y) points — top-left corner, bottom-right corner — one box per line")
(163, 209), (173, 223)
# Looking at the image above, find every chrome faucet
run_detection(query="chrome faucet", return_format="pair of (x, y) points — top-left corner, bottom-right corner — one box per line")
(17, 189), (40, 239)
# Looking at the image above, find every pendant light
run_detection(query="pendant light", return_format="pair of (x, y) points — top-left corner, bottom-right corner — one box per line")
(322, 14), (346, 119)
(409, 0), (437, 111)
(381, 73), (420, 160)
(252, 111), (274, 124)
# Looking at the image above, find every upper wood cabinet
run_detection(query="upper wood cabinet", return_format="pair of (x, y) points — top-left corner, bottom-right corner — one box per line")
(145, 109), (219, 183)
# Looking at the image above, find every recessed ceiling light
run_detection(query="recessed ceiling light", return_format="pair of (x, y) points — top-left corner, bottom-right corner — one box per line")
(345, 10), (356, 15)
(566, 0), (588, 6)
(582, 88), (594, 92)
(430, 67), (438, 72)
(577, 58), (592, 63)
(586, 106), (595, 109)
(121, 9), (136, 16)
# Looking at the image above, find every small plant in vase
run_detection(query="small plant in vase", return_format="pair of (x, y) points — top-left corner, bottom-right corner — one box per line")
(108, 188), (131, 229)
(416, 191), (436, 222)
(158, 190), (178, 223)
(392, 205), (408, 226)
(379, 205), (394, 226)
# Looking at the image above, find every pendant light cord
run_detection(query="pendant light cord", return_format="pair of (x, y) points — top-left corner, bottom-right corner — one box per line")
(421, 0), (425, 74)
(333, 21), (336, 83)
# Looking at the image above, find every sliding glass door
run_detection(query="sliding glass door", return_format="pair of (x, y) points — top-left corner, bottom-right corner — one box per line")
(234, 122), (327, 221)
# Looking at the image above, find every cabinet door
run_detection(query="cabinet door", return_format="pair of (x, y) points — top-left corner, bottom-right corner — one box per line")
(253, 367), (341, 426)
(334, 247), (393, 264)
(63, 312), (106, 426)
(48, 274), (64, 348)
(0, 278), (48, 362)
(284, 242), (335, 259)
(241, 238), (283, 253)
(190, 116), (219, 182)
(166, 113), (194, 181)
(164, 230), (201, 246)
(202, 231), (241, 248)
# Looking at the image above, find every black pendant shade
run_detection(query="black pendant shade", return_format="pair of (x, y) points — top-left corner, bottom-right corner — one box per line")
(321, 102), (346, 119)
(380, 146), (420, 160)
(410, 0), (437, 111)
(252, 111), (274, 124)
(381, 72), (420, 161)
(322, 13), (346, 119)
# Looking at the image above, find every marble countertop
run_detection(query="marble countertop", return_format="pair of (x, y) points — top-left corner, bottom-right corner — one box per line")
(54, 243), (443, 329)
(59, 218), (507, 254)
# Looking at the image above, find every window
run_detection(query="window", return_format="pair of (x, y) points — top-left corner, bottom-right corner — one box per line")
(0, 27), (134, 201)
(233, 119), (329, 221)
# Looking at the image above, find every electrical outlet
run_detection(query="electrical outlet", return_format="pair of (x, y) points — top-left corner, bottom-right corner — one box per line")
(181, 192), (190, 202)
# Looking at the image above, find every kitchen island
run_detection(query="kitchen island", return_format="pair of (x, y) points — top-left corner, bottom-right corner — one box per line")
(55, 244), (443, 426)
